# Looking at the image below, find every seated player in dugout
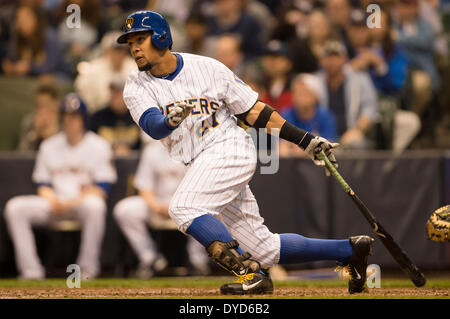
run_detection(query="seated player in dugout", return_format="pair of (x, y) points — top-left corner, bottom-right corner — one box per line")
(117, 11), (374, 294)
(113, 141), (210, 278)
(4, 93), (117, 280)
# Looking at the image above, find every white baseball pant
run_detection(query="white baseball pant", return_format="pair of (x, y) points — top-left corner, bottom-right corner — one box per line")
(4, 194), (106, 279)
(113, 196), (209, 270)
(169, 129), (281, 269)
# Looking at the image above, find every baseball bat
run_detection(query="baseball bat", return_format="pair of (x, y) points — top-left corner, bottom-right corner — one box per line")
(317, 150), (426, 287)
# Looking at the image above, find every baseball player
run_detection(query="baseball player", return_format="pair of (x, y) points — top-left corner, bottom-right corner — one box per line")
(117, 11), (374, 294)
(4, 93), (117, 280)
(113, 141), (210, 278)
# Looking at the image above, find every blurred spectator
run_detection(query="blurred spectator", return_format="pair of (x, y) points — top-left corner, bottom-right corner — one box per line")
(240, 64), (267, 108)
(74, 31), (136, 113)
(259, 40), (293, 113)
(347, 9), (399, 94)
(325, 0), (352, 47)
(289, 9), (331, 74)
(236, 66), (266, 131)
(147, 0), (194, 22)
(179, 12), (216, 56)
(206, 0), (264, 60)
(102, 0), (148, 13)
(100, 1), (129, 32)
(270, 1), (313, 42)
(369, 8), (421, 151)
(325, 0), (352, 26)
(56, 0), (102, 77)
(89, 79), (141, 156)
(369, 9), (409, 96)
(394, 0), (440, 116)
(283, 73), (336, 140)
(419, 0), (449, 59)
(2, 5), (68, 78)
(18, 83), (60, 151)
(241, 0), (275, 43)
(346, 9), (378, 60)
(4, 93), (117, 280)
(214, 33), (244, 76)
(280, 73), (337, 157)
(146, 1), (192, 54)
(346, 9), (372, 56)
(317, 40), (379, 149)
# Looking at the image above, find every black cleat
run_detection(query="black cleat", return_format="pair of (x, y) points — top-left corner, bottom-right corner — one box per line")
(220, 271), (274, 295)
(343, 235), (375, 294)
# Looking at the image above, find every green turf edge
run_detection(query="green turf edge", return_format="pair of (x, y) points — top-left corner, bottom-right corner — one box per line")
(0, 277), (449, 289)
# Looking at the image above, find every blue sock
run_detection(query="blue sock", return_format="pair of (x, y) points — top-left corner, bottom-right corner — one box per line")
(279, 233), (352, 265)
(186, 214), (243, 254)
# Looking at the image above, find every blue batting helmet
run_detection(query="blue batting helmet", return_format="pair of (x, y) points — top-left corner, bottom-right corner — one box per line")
(116, 10), (172, 50)
(60, 93), (88, 126)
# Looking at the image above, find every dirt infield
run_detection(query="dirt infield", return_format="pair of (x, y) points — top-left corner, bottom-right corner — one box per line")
(1, 277), (449, 299)
(1, 286), (449, 299)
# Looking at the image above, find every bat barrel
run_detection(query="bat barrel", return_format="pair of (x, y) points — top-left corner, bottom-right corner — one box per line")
(409, 267), (427, 287)
(353, 194), (427, 287)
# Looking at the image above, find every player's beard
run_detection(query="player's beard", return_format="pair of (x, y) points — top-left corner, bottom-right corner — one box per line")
(138, 61), (153, 71)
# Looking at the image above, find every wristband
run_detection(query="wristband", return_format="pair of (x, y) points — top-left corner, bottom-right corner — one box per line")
(279, 121), (314, 149)
(139, 108), (177, 140)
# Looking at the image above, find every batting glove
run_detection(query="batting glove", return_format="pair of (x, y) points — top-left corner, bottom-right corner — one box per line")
(301, 134), (339, 176)
(166, 101), (194, 127)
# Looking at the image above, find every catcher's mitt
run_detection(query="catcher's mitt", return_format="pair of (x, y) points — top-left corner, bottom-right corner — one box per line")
(426, 205), (450, 242)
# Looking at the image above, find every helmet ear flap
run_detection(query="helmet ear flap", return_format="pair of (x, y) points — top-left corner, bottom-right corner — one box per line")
(152, 31), (168, 50)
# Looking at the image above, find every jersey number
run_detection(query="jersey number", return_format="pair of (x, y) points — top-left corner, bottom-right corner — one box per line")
(197, 112), (219, 137)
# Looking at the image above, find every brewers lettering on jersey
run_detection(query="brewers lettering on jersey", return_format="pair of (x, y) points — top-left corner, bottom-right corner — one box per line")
(118, 10), (375, 295)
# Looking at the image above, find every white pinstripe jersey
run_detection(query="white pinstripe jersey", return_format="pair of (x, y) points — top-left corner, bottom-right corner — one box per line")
(123, 53), (258, 164)
(32, 132), (117, 200)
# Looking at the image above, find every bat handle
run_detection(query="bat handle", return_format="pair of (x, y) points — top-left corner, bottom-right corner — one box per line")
(317, 150), (353, 194)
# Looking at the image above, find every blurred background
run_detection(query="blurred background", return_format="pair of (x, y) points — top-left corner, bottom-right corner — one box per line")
(0, 0), (449, 279)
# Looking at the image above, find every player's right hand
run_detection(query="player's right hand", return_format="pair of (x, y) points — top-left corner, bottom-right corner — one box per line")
(166, 101), (194, 127)
(302, 135), (339, 174)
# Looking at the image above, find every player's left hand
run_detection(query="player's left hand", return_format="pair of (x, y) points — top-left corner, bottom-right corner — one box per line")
(303, 136), (339, 175)
(166, 101), (194, 127)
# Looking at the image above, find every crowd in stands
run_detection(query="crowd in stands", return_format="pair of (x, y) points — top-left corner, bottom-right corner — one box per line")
(1, 0), (449, 153)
